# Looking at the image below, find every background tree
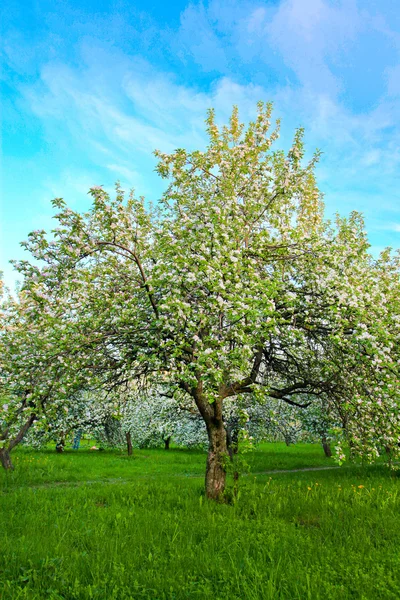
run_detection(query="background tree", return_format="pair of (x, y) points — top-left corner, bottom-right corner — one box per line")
(0, 290), (75, 469)
(94, 388), (207, 452)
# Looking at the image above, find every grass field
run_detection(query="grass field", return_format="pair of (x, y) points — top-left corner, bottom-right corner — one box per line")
(1, 442), (400, 599)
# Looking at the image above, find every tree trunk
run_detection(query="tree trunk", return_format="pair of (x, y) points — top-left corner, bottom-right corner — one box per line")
(126, 431), (133, 456)
(205, 420), (228, 501)
(321, 436), (332, 458)
(73, 430), (82, 450)
(187, 383), (228, 502)
(226, 426), (239, 485)
(0, 412), (36, 471)
(164, 436), (171, 450)
(0, 448), (14, 471)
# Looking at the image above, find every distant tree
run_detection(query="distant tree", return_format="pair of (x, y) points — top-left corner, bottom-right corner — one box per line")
(93, 387), (207, 452)
(0, 289), (89, 469)
(297, 398), (341, 457)
(25, 390), (110, 450)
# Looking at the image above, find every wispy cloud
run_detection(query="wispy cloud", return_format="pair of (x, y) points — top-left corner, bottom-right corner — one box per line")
(2, 0), (400, 290)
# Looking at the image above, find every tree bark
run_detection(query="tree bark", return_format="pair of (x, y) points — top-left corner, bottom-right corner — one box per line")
(164, 436), (171, 450)
(0, 413), (36, 471)
(183, 381), (228, 501)
(321, 436), (332, 458)
(126, 431), (133, 456)
(205, 418), (228, 501)
(0, 448), (13, 470)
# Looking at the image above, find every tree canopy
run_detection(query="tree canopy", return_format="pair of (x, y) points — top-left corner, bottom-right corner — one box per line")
(2, 102), (400, 499)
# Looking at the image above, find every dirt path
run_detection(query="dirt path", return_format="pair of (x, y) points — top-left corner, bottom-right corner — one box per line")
(254, 465), (341, 475)
(2, 462), (374, 492)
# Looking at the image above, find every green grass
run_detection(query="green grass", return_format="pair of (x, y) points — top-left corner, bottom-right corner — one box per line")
(1, 443), (400, 599)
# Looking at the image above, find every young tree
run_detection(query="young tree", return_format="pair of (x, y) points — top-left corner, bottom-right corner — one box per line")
(0, 291), (67, 468)
(15, 103), (400, 498)
(0, 282), (100, 469)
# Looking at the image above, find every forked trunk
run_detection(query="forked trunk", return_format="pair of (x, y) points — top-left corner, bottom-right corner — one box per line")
(126, 431), (133, 456)
(321, 436), (332, 458)
(189, 384), (229, 501)
(0, 448), (14, 471)
(205, 420), (228, 501)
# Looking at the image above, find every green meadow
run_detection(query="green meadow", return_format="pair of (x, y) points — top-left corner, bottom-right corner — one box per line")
(1, 443), (400, 599)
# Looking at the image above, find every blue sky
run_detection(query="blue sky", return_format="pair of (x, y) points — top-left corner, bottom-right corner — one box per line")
(1, 0), (400, 289)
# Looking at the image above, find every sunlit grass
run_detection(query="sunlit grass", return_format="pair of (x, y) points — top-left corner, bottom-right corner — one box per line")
(1, 443), (399, 599)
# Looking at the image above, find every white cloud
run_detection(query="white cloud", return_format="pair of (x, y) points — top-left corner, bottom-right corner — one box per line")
(3, 0), (400, 292)
(23, 54), (270, 163)
(374, 222), (400, 233)
(271, 0), (361, 92)
(174, 1), (229, 72)
(385, 64), (400, 97)
(106, 164), (141, 183)
(18, 40), (400, 222)
(361, 150), (381, 167)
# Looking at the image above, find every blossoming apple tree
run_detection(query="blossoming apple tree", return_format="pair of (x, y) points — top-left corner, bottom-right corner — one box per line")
(12, 103), (400, 499)
(0, 286), (89, 469)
